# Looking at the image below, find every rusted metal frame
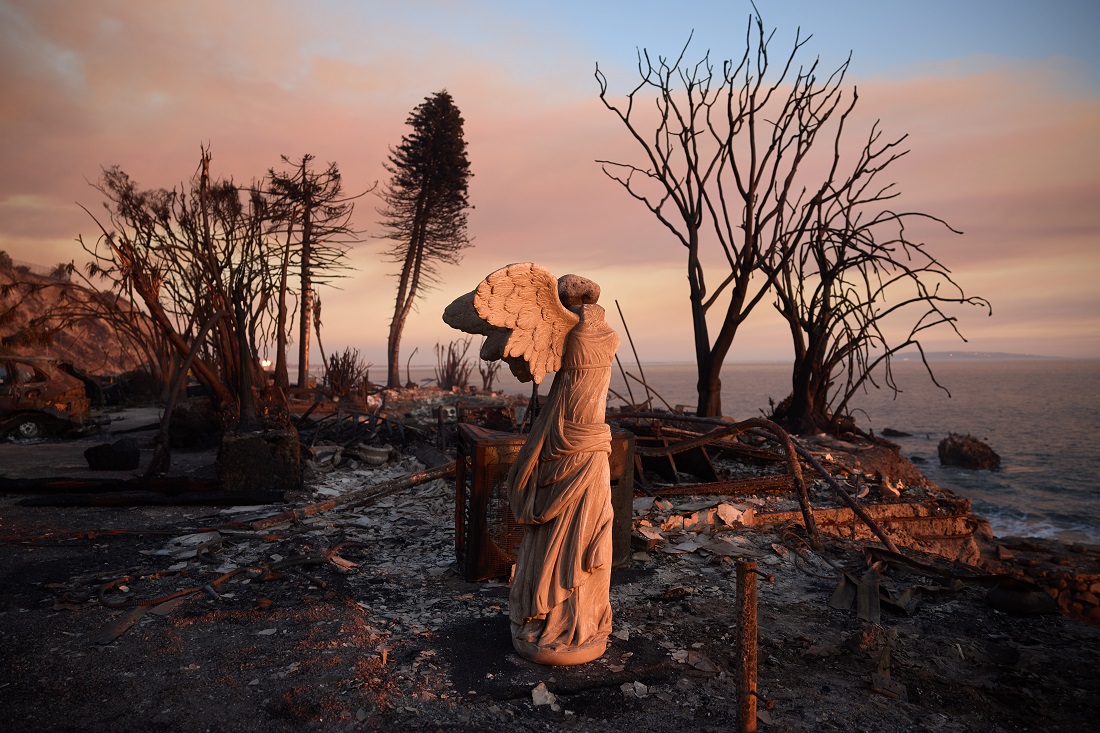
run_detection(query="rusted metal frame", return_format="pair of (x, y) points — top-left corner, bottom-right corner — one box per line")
(740, 419), (822, 553)
(342, 407), (406, 442)
(654, 424), (787, 462)
(632, 422), (749, 457)
(99, 568), (235, 609)
(650, 474), (794, 497)
(616, 411), (823, 550)
(641, 411), (900, 553)
(777, 437), (900, 554)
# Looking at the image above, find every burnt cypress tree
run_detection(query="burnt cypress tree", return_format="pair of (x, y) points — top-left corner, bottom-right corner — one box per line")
(379, 90), (473, 388)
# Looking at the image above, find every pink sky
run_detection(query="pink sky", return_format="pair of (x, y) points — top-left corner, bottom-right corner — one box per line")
(1, 0), (1097, 367)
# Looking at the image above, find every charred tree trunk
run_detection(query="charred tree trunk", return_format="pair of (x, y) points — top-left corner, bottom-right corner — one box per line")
(772, 360), (825, 435)
(273, 219), (293, 391)
(387, 192), (429, 389)
(294, 161), (312, 387)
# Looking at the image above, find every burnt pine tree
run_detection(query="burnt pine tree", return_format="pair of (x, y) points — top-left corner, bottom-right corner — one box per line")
(379, 90), (473, 388)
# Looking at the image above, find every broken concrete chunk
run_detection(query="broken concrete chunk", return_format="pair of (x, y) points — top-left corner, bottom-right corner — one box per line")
(531, 682), (559, 710)
(682, 509), (714, 532)
(699, 536), (743, 557)
(716, 503), (743, 526)
(685, 650), (719, 673)
(669, 537), (703, 554)
(879, 480), (903, 499)
(661, 515), (685, 532)
(312, 445), (342, 464)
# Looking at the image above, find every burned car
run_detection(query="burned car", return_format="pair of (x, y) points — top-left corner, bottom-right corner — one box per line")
(0, 356), (103, 439)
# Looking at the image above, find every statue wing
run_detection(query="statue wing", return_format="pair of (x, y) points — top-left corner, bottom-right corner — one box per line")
(472, 263), (579, 384)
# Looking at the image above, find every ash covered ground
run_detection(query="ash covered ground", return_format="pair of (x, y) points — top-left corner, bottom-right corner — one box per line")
(0, 397), (1098, 732)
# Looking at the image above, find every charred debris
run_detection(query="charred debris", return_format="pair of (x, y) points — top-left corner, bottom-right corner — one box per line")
(1, 385), (1099, 731)
(2, 385), (1097, 625)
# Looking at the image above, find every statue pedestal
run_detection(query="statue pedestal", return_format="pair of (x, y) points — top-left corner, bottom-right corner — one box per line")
(513, 636), (607, 666)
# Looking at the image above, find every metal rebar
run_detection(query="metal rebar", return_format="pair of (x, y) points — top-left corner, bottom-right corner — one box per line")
(614, 300), (653, 407)
(614, 353), (637, 406)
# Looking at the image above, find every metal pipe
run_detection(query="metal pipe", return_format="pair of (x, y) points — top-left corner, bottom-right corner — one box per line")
(736, 559), (759, 733)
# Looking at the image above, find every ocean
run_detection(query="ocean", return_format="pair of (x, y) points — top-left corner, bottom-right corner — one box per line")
(434, 357), (1100, 545)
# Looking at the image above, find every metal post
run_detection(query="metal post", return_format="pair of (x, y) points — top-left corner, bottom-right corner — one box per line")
(736, 560), (759, 733)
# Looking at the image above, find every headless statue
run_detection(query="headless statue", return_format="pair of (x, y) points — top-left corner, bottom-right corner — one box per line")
(444, 264), (619, 665)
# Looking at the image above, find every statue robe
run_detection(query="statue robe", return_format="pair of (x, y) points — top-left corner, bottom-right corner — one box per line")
(506, 304), (619, 664)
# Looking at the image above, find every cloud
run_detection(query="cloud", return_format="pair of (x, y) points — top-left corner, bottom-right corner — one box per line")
(0, 2), (1096, 364)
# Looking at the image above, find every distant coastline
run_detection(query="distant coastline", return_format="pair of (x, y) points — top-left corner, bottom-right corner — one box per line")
(897, 351), (1058, 361)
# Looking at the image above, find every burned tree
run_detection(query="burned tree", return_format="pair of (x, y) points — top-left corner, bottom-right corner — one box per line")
(79, 147), (277, 428)
(266, 155), (366, 390)
(379, 90), (473, 389)
(767, 125), (990, 433)
(597, 14), (874, 417)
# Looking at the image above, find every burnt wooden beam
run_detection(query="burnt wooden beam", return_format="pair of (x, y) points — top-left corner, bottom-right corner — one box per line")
(1, 476), (221, 495)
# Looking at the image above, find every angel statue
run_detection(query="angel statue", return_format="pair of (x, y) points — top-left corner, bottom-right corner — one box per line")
(443, 263), (620, 665)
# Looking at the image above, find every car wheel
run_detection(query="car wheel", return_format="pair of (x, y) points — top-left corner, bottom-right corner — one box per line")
(13, 416), (46, 440)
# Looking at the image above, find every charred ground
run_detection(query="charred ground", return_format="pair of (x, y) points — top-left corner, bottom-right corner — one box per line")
(0, 395), (1097, 732)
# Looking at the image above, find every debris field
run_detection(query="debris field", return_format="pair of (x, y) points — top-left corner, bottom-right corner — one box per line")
(0, 396), (1098, 732)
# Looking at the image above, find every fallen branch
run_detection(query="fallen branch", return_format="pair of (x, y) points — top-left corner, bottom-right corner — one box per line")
(241, 462), (456, 531)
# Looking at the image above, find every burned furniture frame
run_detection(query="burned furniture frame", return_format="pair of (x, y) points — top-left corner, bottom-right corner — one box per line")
(454, 423), (635, 582)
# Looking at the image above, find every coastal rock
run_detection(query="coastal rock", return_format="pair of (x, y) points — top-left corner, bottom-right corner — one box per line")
(938, 433), (1001, 470)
